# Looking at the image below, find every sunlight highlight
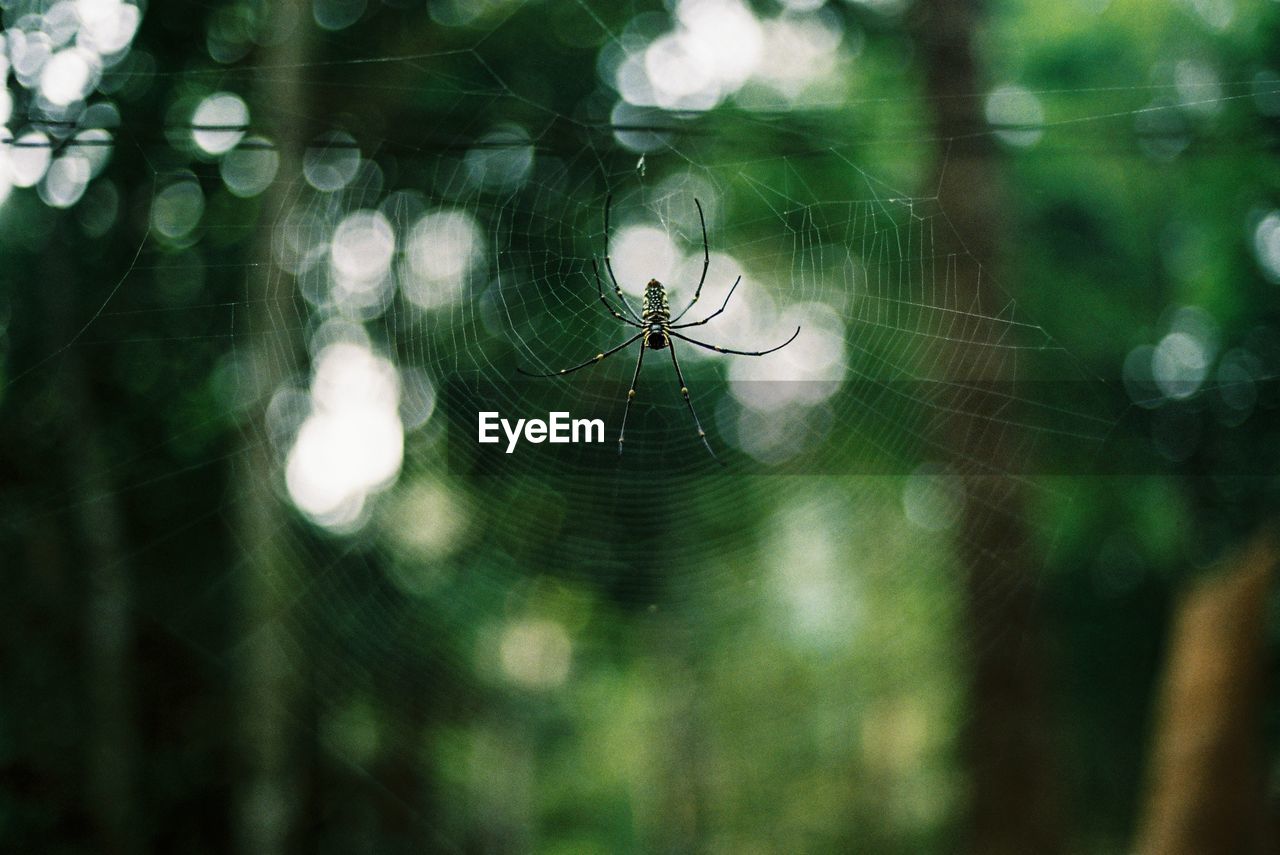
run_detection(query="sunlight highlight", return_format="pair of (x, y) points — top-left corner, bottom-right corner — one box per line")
(729, 301), (847, 411)
(1253, 210), (1280, 283)
(220, 137), (279, 198)
(304, 131), (361, 192)
(3, 0), (139, 212)
(464, 125), (534, 191)
(752, 10), (845, 103)
(0, 150), (12, 208)
(499, 618), (572, 690)
(151, 179), (205, 242)
(11, 132), (52, 187)
(39, 153), (91, 208)
(402, 208), (483, 311)
(286, 341), (404, 531)
(192, 92), (248, 155)
(612, 0), (844, 115)
(769, 497), (859, 648)
(610, 224), (679, 296)
(76, 0), (143, 54)
(329, 209), (396, 311)
(39, 47), (98, 106)
(985, 84), (1045, 148)
(902, 465), (964, 532)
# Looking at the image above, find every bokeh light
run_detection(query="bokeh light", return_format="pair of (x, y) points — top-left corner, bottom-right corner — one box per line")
(384, 481), (465, 576)
(985, 84), (1045, 148)
(11, 132), (52, 187)
(151, 178), (205, 242)
(77, 0), (143, 54)
(750, 9), (846, 104)
(729, 301), (847, 411)
(286, 341), (404, 530)
(191, 91), (248, 155)
(220, 136), (279, 197)
(39, 47), (98, 106)
(768, 497), (853, 648)
(2, 0), (140, 213)
(38, 152), (90, 208)
(498, 618), (572, 690)
(609, 223), (679, 297)
(902, 465), (964, 532)
(609, 0), (846, 115)
(1152, 331), (1208, 400)
(329, 209), (396, 311)
(71, 128), (112, 177)
(1253, 210), (1280, 283)
(464, 124), (534, 192)
(0, 152), (12, 208)
(313, 0), (367, 31)
(1175, 59), (1222, 115)
(401, 208), (484, 311)
(304, 131), (361, 192)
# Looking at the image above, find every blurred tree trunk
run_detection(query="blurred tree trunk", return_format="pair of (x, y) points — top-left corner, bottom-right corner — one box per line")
(1134, 529), (1274, 855)
(911, 1), (1063, 852)
(234, 3), (313, 854)
(71, 364), (137, 855)
(48, 235), (138, 854)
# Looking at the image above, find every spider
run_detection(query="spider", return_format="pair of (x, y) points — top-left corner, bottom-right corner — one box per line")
(518, 195), (801, 459)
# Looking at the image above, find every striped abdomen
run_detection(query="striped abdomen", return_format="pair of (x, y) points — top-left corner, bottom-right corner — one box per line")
(642, 279), (670, 349)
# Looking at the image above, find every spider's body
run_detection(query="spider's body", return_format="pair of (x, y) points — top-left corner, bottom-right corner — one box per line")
(642, 279), (671, 350)
(518, 196), (801, 459)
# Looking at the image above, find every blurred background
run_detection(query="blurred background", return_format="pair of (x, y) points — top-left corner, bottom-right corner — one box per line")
(2, 0), (1279, 852)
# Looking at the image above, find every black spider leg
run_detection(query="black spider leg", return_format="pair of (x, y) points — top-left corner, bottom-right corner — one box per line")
(670, 197), (711, 324)
(669, 326), (801, 357)
(671, 275), (741, 329)
(617, 340), (646, 455)
(668, 340), (719, 461)
(517, 331), (644, 377)
(601, 195), (645, 324)
(593, 258), (641, 327)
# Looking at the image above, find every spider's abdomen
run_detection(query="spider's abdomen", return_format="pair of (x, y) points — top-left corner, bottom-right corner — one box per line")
(642, 279), (670, 323)
(642, 279), (670, 349)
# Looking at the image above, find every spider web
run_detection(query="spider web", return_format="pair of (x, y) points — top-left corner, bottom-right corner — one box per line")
(4, 0), (1259, 848)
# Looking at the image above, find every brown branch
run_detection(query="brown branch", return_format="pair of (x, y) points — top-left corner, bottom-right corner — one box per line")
(1134, 527), (1275, 855)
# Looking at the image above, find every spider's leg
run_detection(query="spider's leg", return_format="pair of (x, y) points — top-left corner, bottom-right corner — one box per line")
(517, 332), (644, 377)
(670, 275), (740, 329)
(668, 340), (719, 462)
(670, 197), (711, 323)
(601, 195), (643, 322)
(594, 258), (641, 326)
(669, 327), (801, 357)
(617, 340), (646, 455)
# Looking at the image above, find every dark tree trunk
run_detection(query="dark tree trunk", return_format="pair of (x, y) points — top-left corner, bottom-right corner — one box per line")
(48, 237), (138, 855)
(911, 1), (1063, 852)
(234, 3), (313, 853)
